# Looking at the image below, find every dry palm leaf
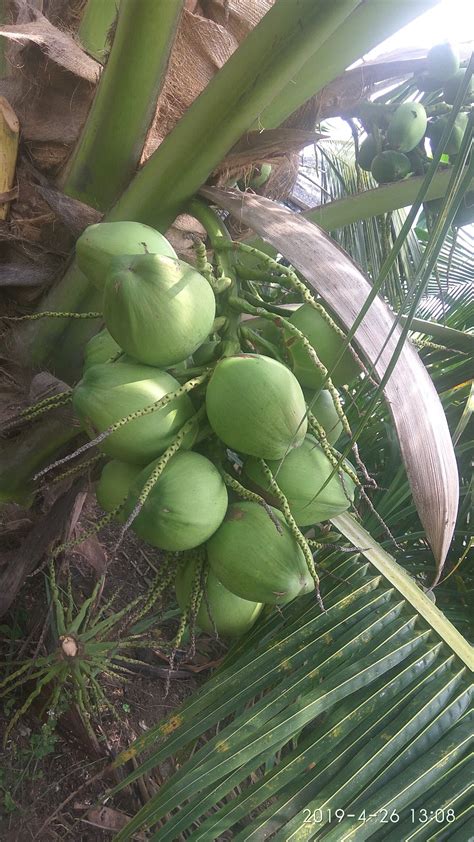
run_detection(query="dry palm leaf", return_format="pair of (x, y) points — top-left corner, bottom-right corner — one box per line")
(200, 186), (459, 581)
(0, 9), (100, 82)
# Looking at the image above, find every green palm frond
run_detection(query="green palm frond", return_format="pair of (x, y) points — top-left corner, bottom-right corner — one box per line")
(302, 138), (473, 317)
(299, 139), (419, 309)
(108, 537), (472, 840)
(348, 322), (472, 639)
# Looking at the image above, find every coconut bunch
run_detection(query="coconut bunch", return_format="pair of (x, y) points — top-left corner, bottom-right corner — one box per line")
(48, 220), (365, 640)
(356, 43), (471, 185)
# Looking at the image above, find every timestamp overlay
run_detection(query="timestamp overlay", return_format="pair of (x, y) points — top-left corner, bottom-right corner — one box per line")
(300, 805), (464, 838)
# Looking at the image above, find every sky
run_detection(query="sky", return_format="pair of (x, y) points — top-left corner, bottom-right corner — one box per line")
(364, 0), (474, 59)
(326, 0), (473, 140)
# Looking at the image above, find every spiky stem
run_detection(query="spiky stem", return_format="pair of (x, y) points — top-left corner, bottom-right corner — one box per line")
(116, 409), (205, 543)
(220, 470), (283, 534)
(34, 374), (209, 481)
(3, 311), (101, 321)
(45, 454), (102, 488)
(259, 460), (324, 611)
(128, 558), (177, 627)
(1, 391), (73, 434)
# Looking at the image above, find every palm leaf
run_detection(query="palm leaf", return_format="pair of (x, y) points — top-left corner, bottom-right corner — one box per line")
(300, 140), (424, 309)
(109, 536), (472, 840)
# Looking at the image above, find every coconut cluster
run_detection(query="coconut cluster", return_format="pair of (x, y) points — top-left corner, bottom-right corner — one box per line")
(73, 222), (360, 639)
(356, 43), (471, 188)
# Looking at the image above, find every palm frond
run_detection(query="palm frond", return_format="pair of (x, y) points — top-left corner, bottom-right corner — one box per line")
(109, 542), (472, 840)
(298, 139), (474, 318)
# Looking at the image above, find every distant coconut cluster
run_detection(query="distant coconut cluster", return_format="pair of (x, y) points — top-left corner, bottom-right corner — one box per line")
(356, 43), (471, 185)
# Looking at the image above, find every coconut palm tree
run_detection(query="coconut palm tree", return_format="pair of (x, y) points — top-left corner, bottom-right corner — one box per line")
(0, 2), (472, 836)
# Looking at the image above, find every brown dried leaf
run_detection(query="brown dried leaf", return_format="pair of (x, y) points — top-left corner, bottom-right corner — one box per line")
(28, 371), (71, 403)
(73, 534), (107, 575)
(0, 263), (55, 288)
(64, 490), (88, 541)
(37, 186), (102, 237)
(82, 806), (147, 839)
(200, 187), (459, 581)
(0, 186), (19, 203)
(0, 503), (34, 539)
(0, 14), (100, 83)
(0, 478), (84, 616)
(165, 212), (207, 259)
(217, 128), (323, 171)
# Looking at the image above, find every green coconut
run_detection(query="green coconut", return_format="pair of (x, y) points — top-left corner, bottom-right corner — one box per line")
(83, 328), (123, 371)
(76, 221), (177, 290)
(303, 388), (343, 445)
(244, 435), (355, 527)
(123, 451), (228, 551)
(443, 70), (474, 105)
(206, 502), (314, 604)
(103, 254), (216, 367)
(357, 134), (378, 171)
(371, 151), (412, 184)
(285, 304), (360, 389)
(205, 354), (307, 459)
(428, 112), (469, 157)
(175, 558), (263, 637)
(72, 361), (195, 464)
(426, 43), (460, 82)
(386, 102), (427, 153)
(96, 460), (141, 514)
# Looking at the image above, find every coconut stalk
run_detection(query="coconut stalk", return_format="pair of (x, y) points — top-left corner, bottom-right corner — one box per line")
(14, 0), (440, 376)
(253, 0), (437, 130)
(108, 0), (363, 227)
(305, 169), (474, 232)
(110, 0), (439, 230)
(0, 95), (19, 220)
(77, 0), (120, 63)
(61, 0), (184, 211)
(16, 0), (360, 376)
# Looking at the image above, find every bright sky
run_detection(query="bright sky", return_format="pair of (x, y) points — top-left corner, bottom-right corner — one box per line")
(365, 0), (474, 59)
(327, 0), (473, 140)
